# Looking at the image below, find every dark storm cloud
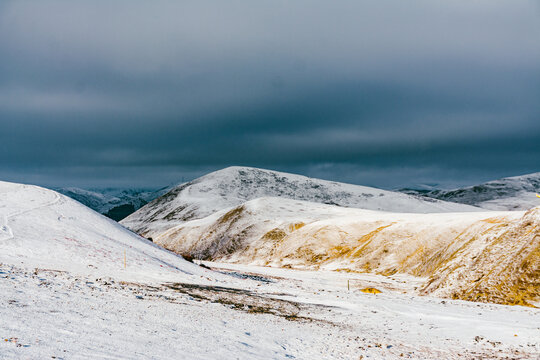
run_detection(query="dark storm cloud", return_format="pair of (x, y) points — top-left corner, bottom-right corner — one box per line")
(0, 0), (539, 189)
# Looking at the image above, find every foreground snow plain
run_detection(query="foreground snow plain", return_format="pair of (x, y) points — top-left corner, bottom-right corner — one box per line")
(1, 181), (539, 359)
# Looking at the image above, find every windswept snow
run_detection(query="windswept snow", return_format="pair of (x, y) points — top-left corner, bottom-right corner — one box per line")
(121, 166), (479, 239)
(401, 172), (540, 211)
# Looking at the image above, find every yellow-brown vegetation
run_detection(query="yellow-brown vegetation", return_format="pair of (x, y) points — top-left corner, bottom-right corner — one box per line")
(360, 287), (382, 294)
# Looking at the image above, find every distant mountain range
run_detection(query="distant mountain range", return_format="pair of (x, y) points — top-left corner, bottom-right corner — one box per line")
(54, 170), (540, 222)
(54, 187), (169, 221)
(400, 172), (540, 211)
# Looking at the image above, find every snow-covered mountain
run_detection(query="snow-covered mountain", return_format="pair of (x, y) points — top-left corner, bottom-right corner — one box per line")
(55, 186), (168, 221)
(153, 196), (539, 307)
(0, 181), (207, 281)
(401, 172), (540, 211)
(121, 166), (479, 238)
(119, 167), (540, 307)
(2, 179), (538, 358)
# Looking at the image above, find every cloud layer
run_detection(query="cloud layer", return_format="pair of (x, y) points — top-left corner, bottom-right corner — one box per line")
(1, 1), (539, 189)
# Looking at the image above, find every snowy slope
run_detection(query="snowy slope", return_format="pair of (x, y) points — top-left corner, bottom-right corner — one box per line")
(0, 181), (209, 282)
(56, 186), (168, 221)
(401, 172), (540, 211)
(153, 197), (540, 307)
(1, 180), (539, 359)
(121, 166), (479, 238)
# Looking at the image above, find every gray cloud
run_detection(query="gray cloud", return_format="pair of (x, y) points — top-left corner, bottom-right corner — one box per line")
(0, 0), (539, 189)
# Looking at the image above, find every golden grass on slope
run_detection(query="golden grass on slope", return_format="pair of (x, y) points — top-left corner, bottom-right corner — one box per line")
(262, 228), (287, 242)
(268, 210), (538, 306)
(288, 222), (305, 232)
(217, 206), (245, 226)
(360, 287), (382, 294)
(151, 200), (539, 307)
(421, 208), (539, 307)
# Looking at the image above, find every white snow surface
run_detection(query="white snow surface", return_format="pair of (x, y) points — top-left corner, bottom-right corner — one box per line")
(154, 196), (515, 257)
(402, 171), (540, 211)
(1, 180), (539, 359)
(121, 166), (479, 238)
(0, 181), (209, 283)
(150, 197), (540, 308)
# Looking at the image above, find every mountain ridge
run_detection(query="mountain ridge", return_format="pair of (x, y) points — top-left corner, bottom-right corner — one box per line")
(400, 172), (540, 210)
(121, 166), (479, 238)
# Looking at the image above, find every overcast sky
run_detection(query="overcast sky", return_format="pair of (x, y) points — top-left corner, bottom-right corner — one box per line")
(1, 1), (539, 190)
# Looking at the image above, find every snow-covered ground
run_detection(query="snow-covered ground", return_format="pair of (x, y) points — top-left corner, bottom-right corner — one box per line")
(401, 172), (540, 211)
(121, 166), (478, 238)
(0, 181), (208, 283)
(1, 180), (539, 359)
(147, 196), (539, 307)
(1, 261), (539, 359)
(0, 263), (362, 359)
